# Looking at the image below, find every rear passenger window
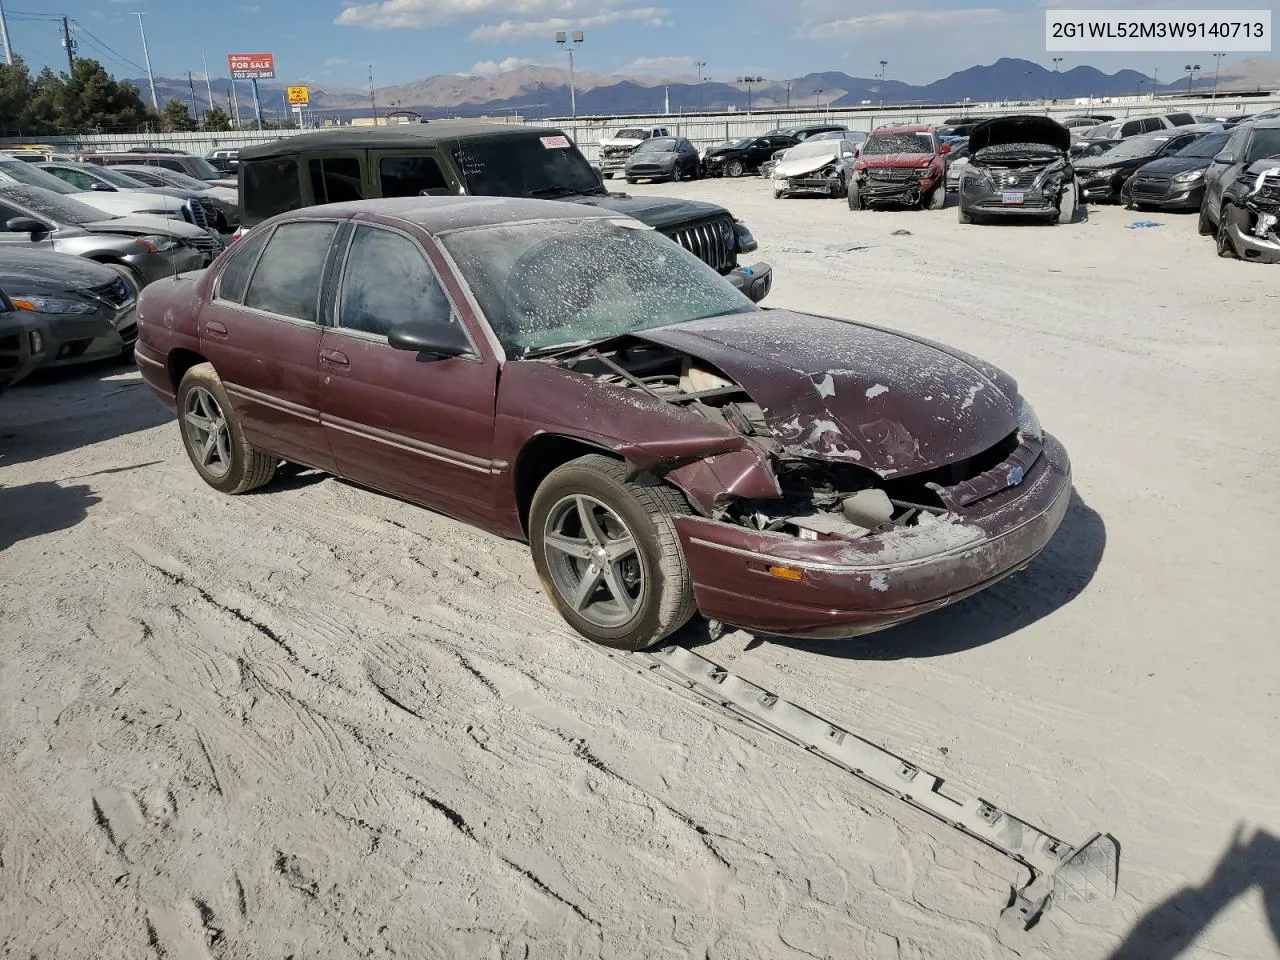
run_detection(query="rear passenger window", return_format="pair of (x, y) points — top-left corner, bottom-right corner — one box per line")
(308, 157), (363, 204)
(243, 221), (337, 323)
(380, 156), (449, 197)
(1121, 121), (1141, 137)
(216, 227), (271, 304)
(1140, 118), (1164, 133)
(1166, 113), (1194, 126)
(242, 157), (302, 223)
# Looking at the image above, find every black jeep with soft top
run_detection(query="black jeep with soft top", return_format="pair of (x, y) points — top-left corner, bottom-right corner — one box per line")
(236, 121), (772, 302)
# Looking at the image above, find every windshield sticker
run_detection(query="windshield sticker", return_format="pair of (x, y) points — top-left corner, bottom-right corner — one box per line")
(540, 135), (571, 149)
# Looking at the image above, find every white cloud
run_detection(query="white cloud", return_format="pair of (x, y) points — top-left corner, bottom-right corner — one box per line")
(470, 7), (668, 40)
(804, 8), (1002, 38)
(336, 0), (578, 30)
(469, 56), (543, 76)
(615, 55), (697, 76)
(324, 57), (349, 67)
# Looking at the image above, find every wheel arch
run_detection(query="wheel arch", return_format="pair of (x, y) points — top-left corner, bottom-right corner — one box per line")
(513, 433), (623, 537)
(167, 348), (208, 395)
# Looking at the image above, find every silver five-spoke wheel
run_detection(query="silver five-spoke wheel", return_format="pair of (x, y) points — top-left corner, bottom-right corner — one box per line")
(183, 385), (232, 479)
(542, 494), (644, 628)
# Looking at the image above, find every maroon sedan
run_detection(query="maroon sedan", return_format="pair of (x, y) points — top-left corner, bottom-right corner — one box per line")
(134, 197), (1070, 650)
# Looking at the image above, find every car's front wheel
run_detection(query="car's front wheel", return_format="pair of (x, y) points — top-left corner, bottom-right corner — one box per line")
(925, 185), (945, 210)
(177, 363), (278, 494)
(529, 454), (696, 650)
(847, 181), (863, 210)
(726, 159), (745, 178)
(671, 165), (683, 182)
(1216, 206), (1239, 258)
(1198, 201), (1215, 235)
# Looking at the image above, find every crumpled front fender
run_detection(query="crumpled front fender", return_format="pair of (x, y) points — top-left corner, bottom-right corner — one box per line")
(663, 447), (782, 515)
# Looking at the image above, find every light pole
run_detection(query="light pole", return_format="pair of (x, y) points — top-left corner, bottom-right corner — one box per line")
(737, 75), (763, 113)
(815, 87), (823, 110)
(695, 61), (706, 112)
(1052, 57), (1062, 101)
(133, 12), (159, 113)
(877, 60), (887, 106)
(1184, 63), (1200, 96)
(368, 64), (378, 125)
(1212, 52), (1225, 101)
(1137, 77), (1145, 99)
(555, 30), (584, 119)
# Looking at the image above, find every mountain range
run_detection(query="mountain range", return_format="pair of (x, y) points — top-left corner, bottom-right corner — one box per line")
(136, 56), (1280, 123)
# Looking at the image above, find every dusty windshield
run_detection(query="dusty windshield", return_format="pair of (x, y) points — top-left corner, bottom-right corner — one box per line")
(1245, 129), (1280, 162)
(1176, 133), (1229, 158)
(635, 138), (678, 154)
(452, 136), (602, 198)
(441, 218), (756, 356)
(185, 156), (223, 180)
(615, 128), (648, 139)
(0, 160), (82, 194)
(0, 185), (109, 224)
(863, 133), (934, 155)
(1101, 135), (1169, 160)
(153, 169), (211, 190)
(89, 166), (151, 188)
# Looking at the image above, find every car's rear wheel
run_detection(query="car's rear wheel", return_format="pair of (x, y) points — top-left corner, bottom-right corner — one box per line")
(847, 181), (863, 211)
(177, 363), (277, 494)
(726, 159), (744, 178)
(529, 454), (696, 650)
(1198, 201), (1215, 235)
(925, 185), (945, 210)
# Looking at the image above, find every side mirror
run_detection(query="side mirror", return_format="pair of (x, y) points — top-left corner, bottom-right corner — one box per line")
(939, 143), (952, 154)
(387, 320), (471, 359)
(91, 182), (116, 191)
(1212, 152), (1233, 164)
(5, 217), (44, 234)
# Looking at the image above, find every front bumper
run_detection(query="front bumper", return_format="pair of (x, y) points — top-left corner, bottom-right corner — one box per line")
(1225, 205), (1280, 263)
(625, 163), (675, 180)
(37, 303), (138, 368)
(1126, 175), (1204, 210)
(0, 314), (47, 391)
(857, 172), (939, 204)
(778, 176), (841, 196)
(599, 154), (632, 173)
(674, 432), (1072, 639)
(1078, 175), (1121, 202)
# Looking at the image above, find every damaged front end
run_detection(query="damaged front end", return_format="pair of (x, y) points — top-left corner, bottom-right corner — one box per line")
(1220, 161), (1280, 263)
(544, 332), (1071, 640)
(960, 116), (1075, 221)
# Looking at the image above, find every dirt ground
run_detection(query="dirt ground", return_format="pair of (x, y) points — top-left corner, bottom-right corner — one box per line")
(2, 179), (1278, 960)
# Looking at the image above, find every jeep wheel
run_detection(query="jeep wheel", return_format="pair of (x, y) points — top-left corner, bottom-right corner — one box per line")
(726, 159), (745, 178)
(529, 454), (696, 650)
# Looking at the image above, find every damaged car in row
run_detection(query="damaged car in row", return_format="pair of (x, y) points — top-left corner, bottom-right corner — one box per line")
(1211, 158), (1280, 261)
(772, 138), (861, 199)
(135, 197), (1071, 650)
(847, 125), (950, 211)
(957, 115), (1078, 224)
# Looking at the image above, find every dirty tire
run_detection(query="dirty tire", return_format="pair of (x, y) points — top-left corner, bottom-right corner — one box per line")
(1197, 201), (1215, 236)
(958, 203), (974, 224)
(726, 160), (744, 178)
(671, 165), (683, 182)
(1216, 208), (1238, 259)
(603, 171), (615, 180)
(176, 363), (278, 495)
(926, 185), (945, 210)
(529, 454), (696, 651)
(847, 181), (862, 211)
(1057, 182), (1078, 225)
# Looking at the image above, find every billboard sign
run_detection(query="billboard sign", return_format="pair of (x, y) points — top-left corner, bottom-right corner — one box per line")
(228, 53), (276, 80)
(287, 85), (310, 106)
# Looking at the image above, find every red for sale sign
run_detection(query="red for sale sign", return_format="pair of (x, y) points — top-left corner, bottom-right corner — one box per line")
(227, 53), (276, 80)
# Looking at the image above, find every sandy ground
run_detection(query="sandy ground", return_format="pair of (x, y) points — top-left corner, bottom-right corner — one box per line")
(2, 179), (1278, 960)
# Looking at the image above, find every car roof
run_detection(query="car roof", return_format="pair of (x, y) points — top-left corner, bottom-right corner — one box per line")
(1246, 117), (1280, 128)
(274, 195), (621, 234)
(869, 124), (933, 135)
(239, 121), (565, 161)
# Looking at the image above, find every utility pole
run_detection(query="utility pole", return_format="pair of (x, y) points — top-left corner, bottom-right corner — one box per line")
(250, 77), (262, 130)
(555, 31), (583, 119)
(0, 0), (14, 66)
(1212, 52), (1225, 101)
(133, 13), (159, 112)
(368, 63), (378, 124)
(201, 51), (215, 115)
(188, 72), (202, 126)
(230, 76), (241, 127)
(785, 80), (791, 109)
(1184, 63), (1199, 96)
(61, 16), (75, 76)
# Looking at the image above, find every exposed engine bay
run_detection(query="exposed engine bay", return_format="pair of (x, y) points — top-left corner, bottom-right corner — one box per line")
(551, 339), (1023, 544)
(1224, 161), (1280, 262)
(968, 143), (1072, 196)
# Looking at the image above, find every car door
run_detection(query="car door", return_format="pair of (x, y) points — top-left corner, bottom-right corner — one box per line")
(371, 150), (460, 198)
(199, 218), (338, 471)
(678, 139), (698, 175)
(1204, 126), (1249, 217)
(318, 220), (499, 526)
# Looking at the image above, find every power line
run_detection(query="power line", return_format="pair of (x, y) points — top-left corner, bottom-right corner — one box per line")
(69, 21), (147, 75)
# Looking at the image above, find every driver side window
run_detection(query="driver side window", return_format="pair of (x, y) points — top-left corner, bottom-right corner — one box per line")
(337, 225), (464, 344)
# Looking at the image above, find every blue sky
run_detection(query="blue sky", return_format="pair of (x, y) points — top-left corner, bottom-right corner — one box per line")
(4, 0), (1266, 89)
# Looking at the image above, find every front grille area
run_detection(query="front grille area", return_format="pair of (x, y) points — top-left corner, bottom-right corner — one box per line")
(195, 197), (221, 228)
(117, 322), (138, 344)
(867, 167), (918, 182)
(1130, 176), (1171, 199)
(986, 169), (1041, 190)
(663, 217), (735, 273)
(187, 233), (223, 254)
(183, 199), (210, 229)
(601, 146), (632, 158)
(87, 276), (132, 308)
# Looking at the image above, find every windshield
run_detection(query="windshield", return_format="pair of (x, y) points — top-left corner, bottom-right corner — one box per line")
(614, 128), (648, 140)
(635, 138), (678, 154)
(0, 185), (108, 224)
(89, 165), (152, 188)
(151, 169), (210, 190)
(1176, 133), (1230, 158)
(1245, 129), (1280, 162)
(1098, 135), (1172, 160)
(722, 138), (753, 150)
(863, 133), (934, 155)
(184, 156), (224, 180)
(452, 137), (601, 198)
(1085, 124), (1120, 140)
(0, 160), (82, 194)
(440, 218), (756, 356)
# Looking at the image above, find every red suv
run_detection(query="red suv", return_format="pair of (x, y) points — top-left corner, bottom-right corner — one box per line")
(848, 124), (949, 211)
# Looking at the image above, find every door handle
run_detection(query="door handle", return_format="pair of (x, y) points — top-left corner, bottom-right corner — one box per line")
(204, 320), (228, 337)
(320, 349), (349, 366)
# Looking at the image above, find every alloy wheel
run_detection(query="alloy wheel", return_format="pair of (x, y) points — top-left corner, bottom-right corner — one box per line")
(542, 495), (644, 628)
(182, 385), (232, 479)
